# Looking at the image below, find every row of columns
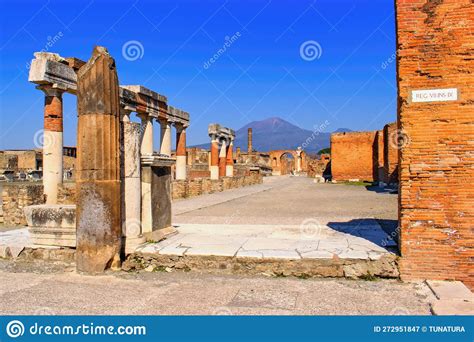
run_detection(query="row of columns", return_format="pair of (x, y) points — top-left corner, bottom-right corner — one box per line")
(210, 134), (234, 180)
(38, 94), (189, 206)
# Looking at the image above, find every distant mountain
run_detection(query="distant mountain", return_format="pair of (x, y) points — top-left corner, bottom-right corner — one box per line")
(333, 128), (353, 133)
(192, 117), (352, 153)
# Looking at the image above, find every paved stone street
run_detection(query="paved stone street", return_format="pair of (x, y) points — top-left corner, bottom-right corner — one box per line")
(139, 176), (398, 260)
(0, 259), (432, 315)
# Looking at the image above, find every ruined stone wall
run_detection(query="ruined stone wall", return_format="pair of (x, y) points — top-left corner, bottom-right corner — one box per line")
(396, 0), (474, 288)
(383, 122), (398, 184)
(306, 155), (330, 178)
(0, 153), (18, 170)
(330, 131), (377, 181)
(1, 183), (75, 226)
(172, 173), (263, 200)
(14, 151), (40, 170)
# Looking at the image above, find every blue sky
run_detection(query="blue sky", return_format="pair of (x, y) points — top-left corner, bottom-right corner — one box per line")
(0, 0), (397, 149)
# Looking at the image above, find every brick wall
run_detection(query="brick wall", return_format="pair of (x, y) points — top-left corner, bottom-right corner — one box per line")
(172, 173), (263, 200)
(396, 0), (474, 288)
(330, 131), (377, 181)
(383, 122), (398, 184)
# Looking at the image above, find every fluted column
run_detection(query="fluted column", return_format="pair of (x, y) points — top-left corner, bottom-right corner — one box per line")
(226, 138), (234, 177)
(219, 139), (227, 177)
(175, 123), (187, 180)
(210, 134), (219, 180)
(38, 86), (64, 204)
(159, 118), (172, 156)
(76, 46), (121, 274)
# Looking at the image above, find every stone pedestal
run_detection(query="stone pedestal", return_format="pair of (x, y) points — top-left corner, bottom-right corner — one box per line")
(24, 204), (76, 247)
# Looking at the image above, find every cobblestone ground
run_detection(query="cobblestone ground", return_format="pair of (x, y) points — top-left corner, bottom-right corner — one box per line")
(0, 259), (432, 315)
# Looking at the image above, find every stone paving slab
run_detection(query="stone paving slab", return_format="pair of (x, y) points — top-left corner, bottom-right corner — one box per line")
(136, 221), (394, 261)
(426, 280), (474, 301)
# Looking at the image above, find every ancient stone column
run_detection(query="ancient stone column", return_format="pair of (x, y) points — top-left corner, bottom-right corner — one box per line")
(248, 128), (253, 154)
(175, 124), (187, 180)
(219, 139), (227, 177)
(159, 118), (172, 156)
(226, 138), (234, 177)
(76, 46), (121, 273)
(38, 86), (64, 204)
(236, 147), (241, 160)
(139, 114), (153, 156)
(210, 134), (219, 180)
(120, 108), (144, 252)
(137, 113), (153, 234)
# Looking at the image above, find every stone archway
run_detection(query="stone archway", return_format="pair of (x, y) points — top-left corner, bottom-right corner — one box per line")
(268, 149), (307, 175)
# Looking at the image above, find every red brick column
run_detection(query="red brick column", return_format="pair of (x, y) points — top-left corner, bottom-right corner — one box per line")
(226, 139), (234, 177)
(219, 139), (227, 177)
(38, 86), (64, 204)
(175, 124), (187, 180)
(210, 134), (219, 179)
(396, 0), (474, 288)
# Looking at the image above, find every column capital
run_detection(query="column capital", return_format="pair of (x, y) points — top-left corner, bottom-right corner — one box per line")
(36, 84), (65, 97)
(137, 112), (153, 122)
(120, 107), (133, 122)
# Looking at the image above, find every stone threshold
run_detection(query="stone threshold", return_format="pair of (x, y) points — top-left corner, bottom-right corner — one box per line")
(122, 253), (399, 279)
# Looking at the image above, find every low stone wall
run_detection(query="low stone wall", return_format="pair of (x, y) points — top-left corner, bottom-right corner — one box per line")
(1, 174), (262, 225)
(172, 173), (263, 200)
(1, 182), (75, 226)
